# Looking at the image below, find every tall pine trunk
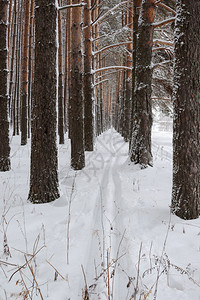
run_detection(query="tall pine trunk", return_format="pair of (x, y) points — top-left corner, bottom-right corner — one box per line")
(129, 0), (141, 150)
(130, 0), (155, 167)
(28, 0), (60, 203)
(21, 0), (30, 145)
(123, 3), (133, 142)
(0, 0), (11, 171)
(27, 0), (34, 138)
(83, 0), (93, 151)
(67, 0), (72, 137)
(58, 0), (64, 144)
(70, 0), (85, 170)
(171, 0), (200, 219)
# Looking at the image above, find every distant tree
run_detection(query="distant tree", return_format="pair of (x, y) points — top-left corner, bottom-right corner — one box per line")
(70, 0), (85, 170)
(28, 0), (60, 203)
(122, 3), (133, 142)
(21, 0), (30, 145)
(171, 0), (200, 219)
(58, 0), (64, 144)
(0, 0), (11, 171)
(130, 0), (155, 167)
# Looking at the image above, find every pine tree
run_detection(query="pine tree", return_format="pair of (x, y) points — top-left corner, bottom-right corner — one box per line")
(58, 0), (64, 144)
(0, 0), (11, 172)
(130, 0), (155, 167)
(171, 0), (200, 219)
(21, 0), (30, 145)
(70, 0), (85, 170)
(28, 0), (60, 203)
(83, 0), (94, 151)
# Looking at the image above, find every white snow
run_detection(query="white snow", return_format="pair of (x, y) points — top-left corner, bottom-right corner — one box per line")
(0, 121), (200, 299)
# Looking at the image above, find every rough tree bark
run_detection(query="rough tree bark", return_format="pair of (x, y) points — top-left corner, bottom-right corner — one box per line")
(27, 0), (34, 138)
(58, 0), (64, 144)
(28, 0), (60, 203)
(171, 0), (200, 219)
(83, 0), (94, 151)
(66, 0), (71, 136)
(129, 0), (141, 150)
(130, 0), (155, 167)
(70, 0), (85, 170)
(21, 0), (30, 145)
(0, 0), (11, 171)
(123, 3), (133, 142)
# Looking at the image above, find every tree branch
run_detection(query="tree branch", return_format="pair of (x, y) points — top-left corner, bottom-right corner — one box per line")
(153, 17), (175, 28)
(94, 66), (132, 74)
(156, 2), (176, 15)
(93, 41), (132, 56)
(59, 3), (87, 10)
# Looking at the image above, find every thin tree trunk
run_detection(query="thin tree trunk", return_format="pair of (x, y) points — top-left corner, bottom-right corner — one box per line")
(0, 0), (11, 171)
(83, 0), (93, 151)
(7, 0), (13, 61)
(27, 0), (34, 138)
(21, 0), (30, 145)
(171, 0), (200, 220)
(123, 3), (133, 142)
(67, 0), (72, 137)
(130, 0), (155, 167)
(9, 0), (17, 128)
(16, 0), (23, 136)
(8, 0), (16, 100)
(58, 0), (64, 144)
(64, 0), (70, 133)
(28, 0), (60, 203)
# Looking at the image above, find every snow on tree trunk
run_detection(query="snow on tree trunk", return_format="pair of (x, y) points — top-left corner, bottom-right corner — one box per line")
(129, 0), (141, 151)
(123, 3), (133, 143)
(130, 0), (155, 167)
(28, 0), (60, 203)
(171, 0), (200, 220)
(83, 0), (94, 151)
(70, 0), (85, 170)
(0, 0), (11, 171)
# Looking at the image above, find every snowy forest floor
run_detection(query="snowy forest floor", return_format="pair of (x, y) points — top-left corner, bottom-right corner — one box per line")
(0, 120), (200, 300)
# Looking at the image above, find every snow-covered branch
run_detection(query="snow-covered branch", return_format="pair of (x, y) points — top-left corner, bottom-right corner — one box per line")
(93, 41), (132, 56)
(92, 1), (130, 26)
(153, 17), (175, 28)
(153, 39), (174, 46)
(156, 2), (176, 15)
(94, 79), (109, 86)
(59, 3), (87, 10)
(152, 60), (172, 70)
(94, 66), (132, 74)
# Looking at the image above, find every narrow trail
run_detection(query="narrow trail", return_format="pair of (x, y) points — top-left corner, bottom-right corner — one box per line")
(79, 129), (133, 300)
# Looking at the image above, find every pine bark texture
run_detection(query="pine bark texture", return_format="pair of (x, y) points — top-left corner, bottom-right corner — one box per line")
(84, 0), (94, 151)
(171, 0), (200, 219)
(129, 0), (141, 150)
(21, 0), (30, 145)
(28, 0), (59, 203)
(0, 0), (11, 171)
(130, 0), (155, 167)
(66, 0), (71, 137)
(70, 1), (85, 170)
(58, 0), (64, 144)
(123, 4), (133, 142)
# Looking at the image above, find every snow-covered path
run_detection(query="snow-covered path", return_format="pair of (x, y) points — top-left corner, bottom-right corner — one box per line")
(1, 126), (200, 300)
(79, 130), (130, 299)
